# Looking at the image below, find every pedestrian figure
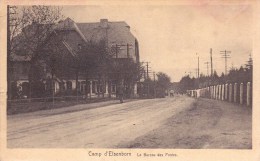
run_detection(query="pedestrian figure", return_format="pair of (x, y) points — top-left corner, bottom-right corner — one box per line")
(170, 90), (174, 97)
(118, 84), (124, 103)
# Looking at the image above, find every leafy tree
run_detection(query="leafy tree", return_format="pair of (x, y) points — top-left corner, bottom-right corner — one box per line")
(178, 61), (253, 93)
(179, 75), (195, 93)
(156, 72), (171, 97)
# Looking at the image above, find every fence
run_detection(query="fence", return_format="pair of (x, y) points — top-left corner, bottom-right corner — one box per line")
(187, 82), (252, 106)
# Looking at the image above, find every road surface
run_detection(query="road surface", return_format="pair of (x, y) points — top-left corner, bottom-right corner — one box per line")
(7, 95), (251, 148)
(8, 96), (194, 148)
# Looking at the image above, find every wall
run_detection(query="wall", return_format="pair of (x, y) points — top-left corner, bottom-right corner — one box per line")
(187, 82), (252, 106)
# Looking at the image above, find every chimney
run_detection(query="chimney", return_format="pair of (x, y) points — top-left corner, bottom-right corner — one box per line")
(100, 19), (108, 28)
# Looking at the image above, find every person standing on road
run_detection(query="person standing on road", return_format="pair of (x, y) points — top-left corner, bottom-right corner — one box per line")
(118, 83), (124, 103)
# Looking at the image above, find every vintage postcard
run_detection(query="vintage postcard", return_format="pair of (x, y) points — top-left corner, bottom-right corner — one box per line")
(0, 0), (260, 161)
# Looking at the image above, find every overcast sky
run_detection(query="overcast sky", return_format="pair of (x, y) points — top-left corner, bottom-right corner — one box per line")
(62, 5), (253, 82)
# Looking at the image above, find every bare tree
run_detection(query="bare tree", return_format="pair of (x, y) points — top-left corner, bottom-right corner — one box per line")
(8, 6), (63, 98)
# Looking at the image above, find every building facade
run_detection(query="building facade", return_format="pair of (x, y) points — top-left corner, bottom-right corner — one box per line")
(10, 18), (140, 99)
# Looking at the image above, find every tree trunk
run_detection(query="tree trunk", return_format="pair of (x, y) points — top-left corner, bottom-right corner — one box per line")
(108, 80), (111, 98)
(51, 72), (54, 107)
(98, 75), (101, 98)
(75, 68), (79, 98)
(102, 79), (105, 98)
(85, 74), (88, 101)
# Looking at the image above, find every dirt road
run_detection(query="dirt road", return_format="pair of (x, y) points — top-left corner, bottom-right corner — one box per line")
(7, 96), (251, 148)
(8, 96), (194, 148)
(121, 98), (252, 149)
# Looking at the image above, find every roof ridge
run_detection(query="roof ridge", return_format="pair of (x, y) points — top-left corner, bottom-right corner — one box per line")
(76, 21), (127, 24)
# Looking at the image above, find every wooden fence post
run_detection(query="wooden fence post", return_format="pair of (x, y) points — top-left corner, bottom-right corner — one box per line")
(212, 86), (214, 99)
(216, 85), (219, 100)
(215, 85), (218, 99)
(222, 84), (225, 101)
(218, 85), (221, 100)
(247, 82), (251, 106)
(225, 83), (228, 101)
(240, 83), (243, 105)
(213, 86), (215, 99)
(207, 87), (210, 98)
(211, 86), (213, 99)
(229, 83), (233, 102)
(234, 83), (237, 103)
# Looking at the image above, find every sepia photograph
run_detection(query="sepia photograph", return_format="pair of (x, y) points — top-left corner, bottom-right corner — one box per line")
(1, 0), (260, 161)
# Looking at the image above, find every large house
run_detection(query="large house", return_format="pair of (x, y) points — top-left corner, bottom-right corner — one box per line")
(10, 18), (140, 99)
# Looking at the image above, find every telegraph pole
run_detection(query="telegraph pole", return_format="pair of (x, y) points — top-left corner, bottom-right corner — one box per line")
(197, 53), (200, 78)
(153, 72), (156, 98)
(146, 62), (149, 79)
(246, 53), (253, 69)
(146, 62), (150, 97)
(7, 6), (11, 99)
(141, 61), (151, 97)
(210, 48), (213, 76)
(7, 5), (17, 99)
(220, 50), (231, 75)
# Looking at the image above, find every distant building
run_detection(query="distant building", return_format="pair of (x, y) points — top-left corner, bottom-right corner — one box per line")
(10, 18), (140, 99)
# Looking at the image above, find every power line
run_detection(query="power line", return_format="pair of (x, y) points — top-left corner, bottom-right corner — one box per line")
(220, 50), (231, 75)
(111, 43), (133, 58)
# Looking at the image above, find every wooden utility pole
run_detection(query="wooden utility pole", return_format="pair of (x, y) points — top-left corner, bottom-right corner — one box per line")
(153, 72), (156, 98)
(220, 50), (231, 75)
(146, 62), (149, 79)
(7, 5), (17, 99)
(197, 53), (200, 78)
(246, 53), (253, 69)
(210, 48), (213, 76)
(7, 6), (11, 99)
(141, 61), (151, 97)
(146, 62), (150, 97)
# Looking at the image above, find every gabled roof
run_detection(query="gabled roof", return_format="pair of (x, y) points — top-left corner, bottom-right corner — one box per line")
(11, 17), (136, 62)
(76, 21), (131, 42)
(55, 17), (87, 43)
(56, 17), (135, 44)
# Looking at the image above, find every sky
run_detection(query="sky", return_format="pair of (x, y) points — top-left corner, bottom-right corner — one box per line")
(61, 4), (253, 82)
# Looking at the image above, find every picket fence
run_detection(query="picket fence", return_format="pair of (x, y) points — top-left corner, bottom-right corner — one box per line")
(187, 82), (252, 106)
